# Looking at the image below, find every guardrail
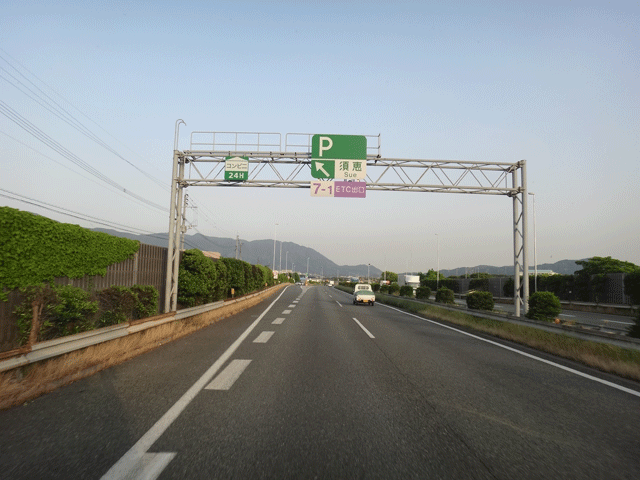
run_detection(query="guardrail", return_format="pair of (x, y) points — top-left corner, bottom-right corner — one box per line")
(0, 287), (279, 374)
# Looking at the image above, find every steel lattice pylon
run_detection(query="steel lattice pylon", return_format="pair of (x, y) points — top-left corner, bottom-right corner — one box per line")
(165, 130), (529, 316)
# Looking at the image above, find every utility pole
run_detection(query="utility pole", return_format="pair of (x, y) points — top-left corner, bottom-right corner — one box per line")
(272, 222), (278, 272)
(436, 233), (439, 290)
(529, 192), (537, 293)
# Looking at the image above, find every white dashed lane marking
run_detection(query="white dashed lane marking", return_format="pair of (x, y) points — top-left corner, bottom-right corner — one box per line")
(205, 359), (252, 390)
(272, 318), (285, 325)
(353, 318), (375, 338)
(283, 310), (292, 314)
(253, 331), (275, 343)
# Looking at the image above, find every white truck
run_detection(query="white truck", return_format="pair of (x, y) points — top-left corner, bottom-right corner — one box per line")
(353, 283), (375, 306)
(398, 274), (420, 295)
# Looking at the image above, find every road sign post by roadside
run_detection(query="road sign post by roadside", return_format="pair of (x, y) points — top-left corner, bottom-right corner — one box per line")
(225, 156), (249, 181)
(311, 134), (367, 180)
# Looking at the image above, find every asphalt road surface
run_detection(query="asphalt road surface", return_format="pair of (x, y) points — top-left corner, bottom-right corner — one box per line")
(2, 285), (640, 479)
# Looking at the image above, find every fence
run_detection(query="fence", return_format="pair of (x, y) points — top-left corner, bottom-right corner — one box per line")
(0, 243), (168, 353)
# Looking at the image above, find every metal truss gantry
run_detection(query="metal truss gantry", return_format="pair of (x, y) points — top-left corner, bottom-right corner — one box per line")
(165, 130), (529, 316)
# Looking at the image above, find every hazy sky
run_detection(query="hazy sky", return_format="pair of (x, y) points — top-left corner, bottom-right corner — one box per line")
(1, 1), (638, 274)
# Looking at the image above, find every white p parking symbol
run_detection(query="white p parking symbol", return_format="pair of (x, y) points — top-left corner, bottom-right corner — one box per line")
(319, 136), (333, 157)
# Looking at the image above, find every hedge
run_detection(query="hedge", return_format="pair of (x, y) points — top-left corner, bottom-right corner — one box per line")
(1, 207), (139, 300)
(466, 291), (494, 310)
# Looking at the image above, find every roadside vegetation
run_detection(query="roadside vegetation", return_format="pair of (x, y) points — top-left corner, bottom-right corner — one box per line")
(335, 284), (640, 381)
(1, 208), (287, 350)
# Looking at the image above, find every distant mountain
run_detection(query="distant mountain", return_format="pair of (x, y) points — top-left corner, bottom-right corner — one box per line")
(91, 229), (584, 279)
(441, 259), (584, 277)
(92, 229), (382, 279)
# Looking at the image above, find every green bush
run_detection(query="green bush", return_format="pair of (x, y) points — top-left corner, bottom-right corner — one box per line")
(131, 285), (159, 319)
(97, 286), (137, 327)
(416, 286), (431, 300)
(435, 287), (455, 304)
(466, 291), (494, 310)
(380, 284), (389, 293)
(177, 250), (219, 307)
(388, 282), (400, 295)
(399, 285), (414, 297)
(14, 284), (98, 344)
(526, 291), (561, 321)
(371, 283), (380, 292)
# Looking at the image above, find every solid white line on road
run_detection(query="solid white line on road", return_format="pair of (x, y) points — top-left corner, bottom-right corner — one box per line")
(353, 317), (375, 339)
(126, 453), (176, 480)
(336, 301), (342, 308)
(100, 286), (290, 480)
(205, 359), (252, 390)
(253, 331), (274, 343)
(380, 303), (640, 398)
(272, 318), (285, 325)
(283, 309), (292, 314)
(559, 314), (576, 317)
(601, 319), (634, 325)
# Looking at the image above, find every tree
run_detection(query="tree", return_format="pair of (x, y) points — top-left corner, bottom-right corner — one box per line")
(575, 257), (640, 302)
(575, 256), (640, 276)
(381, 271), (398, 283)
(420, 269), (437, 282)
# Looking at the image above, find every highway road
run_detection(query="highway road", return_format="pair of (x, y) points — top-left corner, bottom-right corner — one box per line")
(2, 285), (640, 479)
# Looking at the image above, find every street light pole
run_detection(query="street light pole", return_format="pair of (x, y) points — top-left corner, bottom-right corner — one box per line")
(272, 223), (278, 272)
(529, 192), (537, 293)
(368, 263), (370, 283)
(285, 251), (288, 274)
(436, 233), (439, 290)
(279, 241), (282, 272)
(306, 257), (310, 279)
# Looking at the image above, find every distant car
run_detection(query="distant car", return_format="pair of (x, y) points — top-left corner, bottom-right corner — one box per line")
(353, 283), (375, 306)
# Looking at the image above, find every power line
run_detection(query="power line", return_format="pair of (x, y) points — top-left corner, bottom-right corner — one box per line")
(0, 189), (201, 250)
(1, 189), (156, 235)
(1, 48), (228, 241)
(0, 101), (168, 212)
(0, 129), (170, 217)
(0, 50), (168, 190)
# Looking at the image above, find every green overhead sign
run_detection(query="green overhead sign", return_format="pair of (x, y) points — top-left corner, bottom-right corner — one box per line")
(311, 134), (367, 160)
(311, 134), (367, 179)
